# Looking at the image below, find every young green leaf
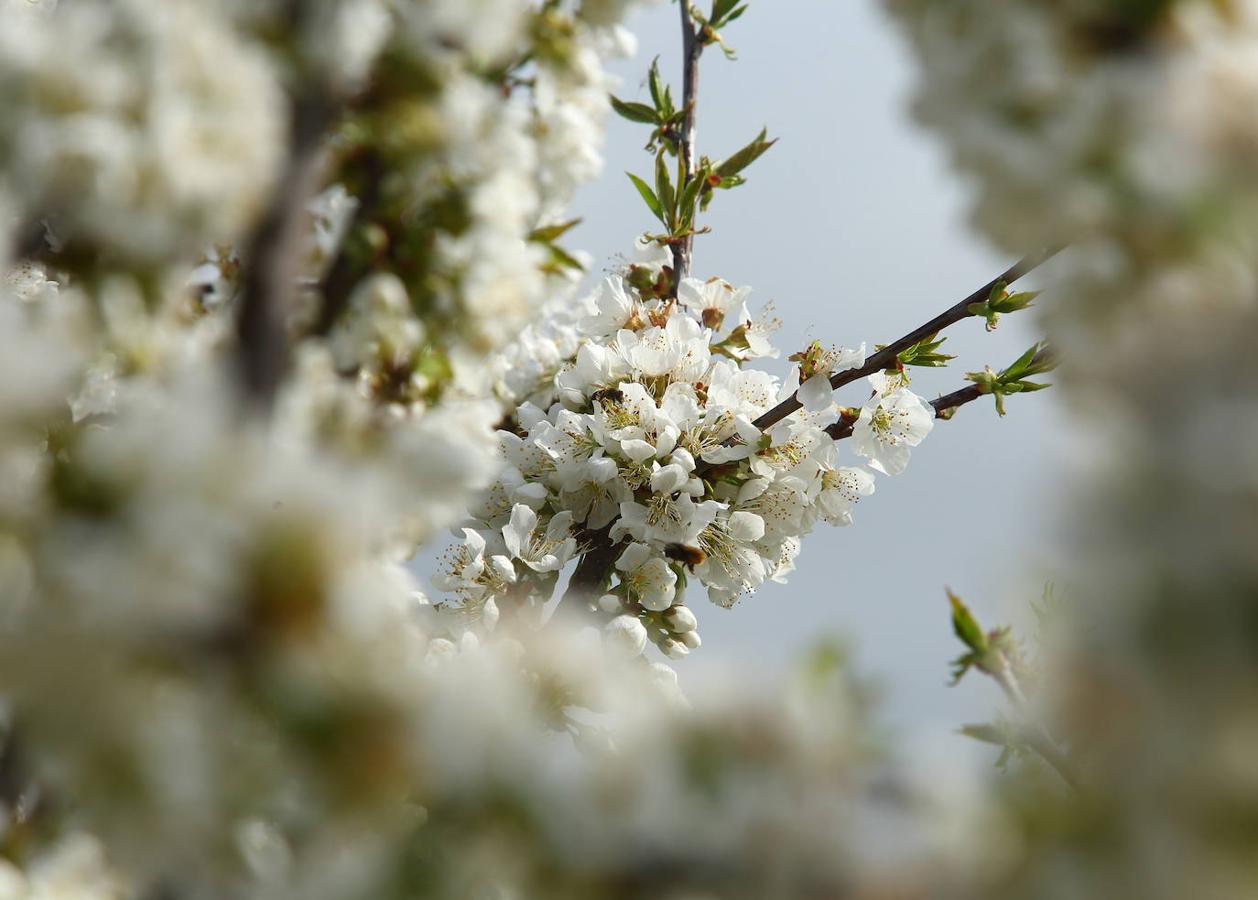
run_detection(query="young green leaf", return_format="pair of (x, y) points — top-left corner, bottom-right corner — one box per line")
(949, 590), (989, 657)
(655, 151), (676, 230)
(891, 334), (955, 369)
(540, 244), (585, 276)
(678, 165), (706, 229)
(626, 172), (665, 224)
(609, 94), (659, 125)
(527, 218), (582, 243)
(715, 128), (778, 179)
(648, 57), (665, 112)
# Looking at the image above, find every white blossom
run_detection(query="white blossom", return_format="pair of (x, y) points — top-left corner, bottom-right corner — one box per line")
(604, 613), (648, 658)
(502, 504), (576, 573)
(851, 373), (935, 475)
(615, 542), (678, 612)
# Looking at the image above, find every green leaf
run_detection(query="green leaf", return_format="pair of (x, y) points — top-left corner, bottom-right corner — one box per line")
(527, 218), (582, 243)
(609, 94), (658, 125)
(626, 172), (665, 223)
(991, 290), (1040, 314)
(648, 57), (665, 111)
(715, 128), (777, 178)
(959, 723), (1008, 746)
(546, 244), (585, 273)
(1005, 344), (1040, 378)
(678, 166), (706, 229)
(661, 84), (676, 119)
(894, 334), (955, 369)
(655, 151), (676, 229)
(948, 590), (989, 656)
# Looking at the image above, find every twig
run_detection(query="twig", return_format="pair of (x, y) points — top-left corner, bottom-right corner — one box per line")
(824, 384), (983, 440)
(749, 247), (1063, 434)
(235, 90), (336, 410)
(671, 2), (704, 290)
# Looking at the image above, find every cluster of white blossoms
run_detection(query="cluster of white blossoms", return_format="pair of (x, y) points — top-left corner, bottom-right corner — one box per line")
(0, 265), (978, 900)
(438, 240), (935, 657)
(0, 0), (285, 264)
(4, 0), (1182, 897)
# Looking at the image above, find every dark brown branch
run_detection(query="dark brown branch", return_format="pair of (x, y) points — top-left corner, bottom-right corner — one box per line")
(235, 91), (336, 410)
(825, 384), (984, 441)
(671, 2), (704, 291)
(309, 151), (387, 337)
(751, 247), (1063, 434)
(554, 528), (621, 618)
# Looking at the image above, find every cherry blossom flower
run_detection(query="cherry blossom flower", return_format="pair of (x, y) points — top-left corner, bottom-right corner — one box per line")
(851, 373), (935, 475)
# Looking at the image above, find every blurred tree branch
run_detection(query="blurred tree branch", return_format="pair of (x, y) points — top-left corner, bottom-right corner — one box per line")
(235, 89), (336, 410)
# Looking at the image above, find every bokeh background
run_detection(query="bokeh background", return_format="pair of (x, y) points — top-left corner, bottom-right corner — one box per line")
(429, 0), (1072, 771)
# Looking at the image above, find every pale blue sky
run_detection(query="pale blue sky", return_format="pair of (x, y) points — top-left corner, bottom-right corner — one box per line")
(565, 1), (1070, 767)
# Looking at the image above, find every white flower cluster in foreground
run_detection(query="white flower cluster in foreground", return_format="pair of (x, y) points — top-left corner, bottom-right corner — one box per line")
(0, 267), (976, 898)
(438, 242), (935, 654)
(0, 0), (285, 263)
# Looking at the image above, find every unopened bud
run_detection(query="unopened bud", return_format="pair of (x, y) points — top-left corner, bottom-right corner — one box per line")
(605, 614), (648, 658)
(665, 605), (698, 633)
(597, 593), (623, 614)
(680, 630), (701, 650)
(482, 597), (500, 631)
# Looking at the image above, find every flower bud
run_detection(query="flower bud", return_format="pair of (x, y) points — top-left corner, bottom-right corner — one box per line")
(605, 614), (648, 658)
(597, 593), (623, 614)
(482, 597), (500, 631)
(680, 630), (701, 650)
(661, 638), (690, 660)
(665, 605), (698, 633)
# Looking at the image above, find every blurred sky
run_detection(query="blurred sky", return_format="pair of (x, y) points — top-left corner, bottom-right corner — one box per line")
(567, 0), (1072, 768)
(421, 0), (1071, 772)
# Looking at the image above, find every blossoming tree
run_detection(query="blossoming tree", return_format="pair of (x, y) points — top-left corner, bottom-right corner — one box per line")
(0, 0), (1255, 898)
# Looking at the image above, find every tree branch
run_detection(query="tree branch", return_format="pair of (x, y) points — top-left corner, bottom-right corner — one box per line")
(235, 90), (336, 410)
(554, 528), (620, 619)
(671, 2), (703, 290)
(750, 247), (1063, 434)
(309, 150), (387, 337)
